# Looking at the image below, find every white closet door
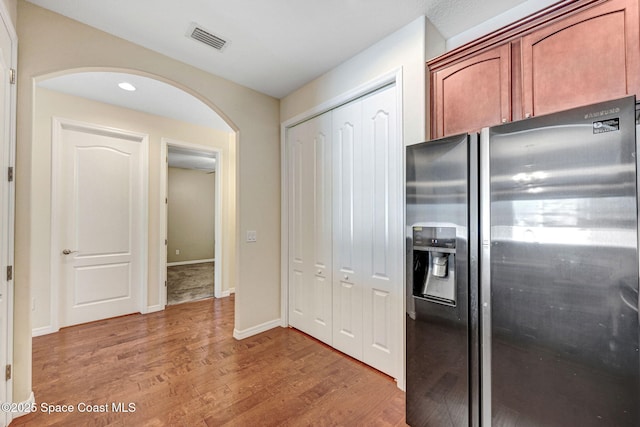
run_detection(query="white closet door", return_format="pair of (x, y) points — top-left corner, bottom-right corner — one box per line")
(288, 83), (401, 380)
(360, 85), (401, 377)
(308, 113), (333, 343)
(287, 114), (333, 344)
(287, 122), (312, 334)
(332, 100), (364, 360)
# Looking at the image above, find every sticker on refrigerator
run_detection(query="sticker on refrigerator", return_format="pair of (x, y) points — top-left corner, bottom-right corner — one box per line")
(593, 118), (619, 134)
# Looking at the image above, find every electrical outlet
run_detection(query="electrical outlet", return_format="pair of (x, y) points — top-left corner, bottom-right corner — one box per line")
(246, 230), (257, 242)
(176, 249), (180, 255)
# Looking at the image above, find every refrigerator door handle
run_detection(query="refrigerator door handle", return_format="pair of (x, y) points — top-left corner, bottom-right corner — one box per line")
(479, 127), (492, 426)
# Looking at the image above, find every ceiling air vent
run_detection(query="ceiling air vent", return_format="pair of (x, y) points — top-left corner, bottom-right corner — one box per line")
(187, 23), (228, 52)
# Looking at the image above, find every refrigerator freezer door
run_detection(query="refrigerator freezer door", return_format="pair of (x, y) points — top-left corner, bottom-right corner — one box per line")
(485, 96), (639, 426)
(406, 133), (479, 426)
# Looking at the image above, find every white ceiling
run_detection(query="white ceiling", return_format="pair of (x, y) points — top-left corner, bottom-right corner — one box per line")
(37, 72), (233, 131)
(27, 0), (538, 99)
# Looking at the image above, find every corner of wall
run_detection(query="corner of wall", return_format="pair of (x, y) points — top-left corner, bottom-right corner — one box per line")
(424, 18), (446, 141)
(1, 0), (16, 29)
(425, 18), (446, 62)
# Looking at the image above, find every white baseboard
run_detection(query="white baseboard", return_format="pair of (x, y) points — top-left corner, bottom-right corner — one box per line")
(233, 318), (281, 340)
(32, 325), (58, 337)
(10, 391), (35, 420)
(220, 288), (235, 297)
(146, 304), (164, 313)
(167, 258), (214, 267)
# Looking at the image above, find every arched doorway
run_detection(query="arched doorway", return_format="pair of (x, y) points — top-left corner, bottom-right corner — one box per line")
(31, 69), (237, 333)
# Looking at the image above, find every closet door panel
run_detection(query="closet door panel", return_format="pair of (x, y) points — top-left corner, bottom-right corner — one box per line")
(287, 123), (312, 334)
(332, 101), (364, 360)
(287, 115), (333, 340)
(309, 113), (333, 344)
(361, 86), (401, 378)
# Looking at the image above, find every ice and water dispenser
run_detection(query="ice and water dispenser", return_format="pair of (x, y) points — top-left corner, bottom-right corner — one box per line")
(412, 226), (457, 306)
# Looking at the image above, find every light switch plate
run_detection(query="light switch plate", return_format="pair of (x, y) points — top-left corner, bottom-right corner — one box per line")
(246, 230), (257, 242)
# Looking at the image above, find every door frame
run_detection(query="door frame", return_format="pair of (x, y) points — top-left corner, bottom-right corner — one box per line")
(280, 68), (403, 327)
(279, 68), (404, 381)
(50, 117), (149, 332)
(159, 138), (223, 307)
(0, 0), (16, 423)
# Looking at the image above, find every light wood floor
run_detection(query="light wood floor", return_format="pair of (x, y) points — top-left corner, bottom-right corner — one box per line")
(13, 295), (407, 426)
(167, 262), (214, 305)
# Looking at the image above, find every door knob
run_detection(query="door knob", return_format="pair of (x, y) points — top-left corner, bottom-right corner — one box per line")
(62, 249), (78, 255)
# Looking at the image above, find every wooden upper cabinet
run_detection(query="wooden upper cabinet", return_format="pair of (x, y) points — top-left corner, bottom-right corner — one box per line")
(521, 0), (640, 117)
(428, 0), (640, 137)
(431, 44), (511, 138)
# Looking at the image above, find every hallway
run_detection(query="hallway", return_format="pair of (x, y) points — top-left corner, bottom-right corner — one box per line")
(15, 296), (406, 425)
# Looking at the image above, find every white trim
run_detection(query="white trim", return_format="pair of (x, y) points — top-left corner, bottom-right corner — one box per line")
(279, 68), (403, 329)
(9, 391), (35, 421)
(50, 117), (149, 328)
(233, 319), (281, 340)
(146, 304), (164, 313)
(31, 325), (57, 337)
(159, 140), (168, 307)
(160, 138), (223, 306)
(0, 3), (16, 420)
(221, 287), (235, 297)
(167, 258), (215, 267)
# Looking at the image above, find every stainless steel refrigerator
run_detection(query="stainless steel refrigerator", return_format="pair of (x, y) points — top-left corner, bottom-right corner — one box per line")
(406, 96), (640, 426)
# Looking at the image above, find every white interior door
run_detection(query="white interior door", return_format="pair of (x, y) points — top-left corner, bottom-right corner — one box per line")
(360, 85), (400, 377)
(332, 99), (364, 360)
(309, 113), (333, 344)
(55, 120), (147, 327)
(287, 121), (311, 333)
(0, 5), (13, 424)
(287, 114), (333, 344)
(332, 84), (401, 377)
(286, 81), (401, 380)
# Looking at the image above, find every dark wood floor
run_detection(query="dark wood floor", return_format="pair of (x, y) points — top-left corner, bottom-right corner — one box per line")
(13, 295), (407, 426)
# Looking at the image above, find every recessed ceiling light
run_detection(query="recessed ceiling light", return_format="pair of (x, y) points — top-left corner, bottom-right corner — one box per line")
(118, 82), (136, 91)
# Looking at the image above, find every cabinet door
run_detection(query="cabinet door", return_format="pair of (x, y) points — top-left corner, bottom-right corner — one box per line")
(521, 0), (640, 117)
(432, 44), (511, 138)
(332, 100), (364, 361)
(360, 85), (401, 378)
(287, 114), (333, 344)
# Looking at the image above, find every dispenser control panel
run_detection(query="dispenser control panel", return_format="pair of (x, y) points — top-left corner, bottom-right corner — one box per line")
(413, 226), (456, 249)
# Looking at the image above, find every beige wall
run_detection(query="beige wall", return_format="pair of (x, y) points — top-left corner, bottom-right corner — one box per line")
(2, 0), (15, 28)
(15, 0), (281, 403)
(280, 16), (444, 146)
(31, 87), (236, 330)
(167, 167), (216, 263)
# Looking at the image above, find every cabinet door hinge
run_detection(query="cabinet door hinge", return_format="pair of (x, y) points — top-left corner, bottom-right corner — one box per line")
(7, 166), (13, 182)
(9, 68), (15, 85)
(6, 266), (12, 281)
(164, 280), (167, 287)
(165, 239), (167, 245)
(5, 364), (11, 381)
(165, 197), (168, 204)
